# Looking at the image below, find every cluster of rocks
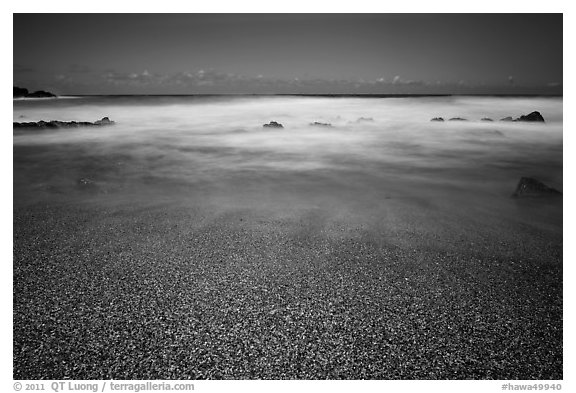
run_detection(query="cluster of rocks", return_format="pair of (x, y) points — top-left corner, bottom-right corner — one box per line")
(264, 117), (374, 129)
(14, 86), (57, 98)
(431, 111), (545, 123)
(514, 112), (546, 122)
(13, 117), (115, 129)
(309, 122), (332, 127)
(263, 121), (284, 128)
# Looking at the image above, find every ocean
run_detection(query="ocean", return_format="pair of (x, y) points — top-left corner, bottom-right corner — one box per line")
(13, 95), (563, 227)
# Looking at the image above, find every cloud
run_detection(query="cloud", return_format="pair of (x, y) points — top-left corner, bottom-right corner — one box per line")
(390, 75), (424, 86)
(102, 70), (160, 85)
(89, 68), (441, 93)
(99, 68), (433, 91)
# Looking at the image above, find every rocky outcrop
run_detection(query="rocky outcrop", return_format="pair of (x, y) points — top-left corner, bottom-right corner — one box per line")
(499, 112), (546, 122)
(26, 90), (57, 98)
(14, 86), (57, 98)
(512, 177), (561, 198)
(13, 117), (115, 129)
(263, 121), (283, 128)
(310, 122), (332, 127)
(429, 112), (545, 123)
(515, 111), (545, 122)
(93, 117), (114, 126)
(13, 86), (28, 97)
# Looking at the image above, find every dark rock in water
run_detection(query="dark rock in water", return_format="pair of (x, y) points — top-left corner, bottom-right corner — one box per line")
(512, 177), (561, 198)
(449, 117), (468, 121)
(13, 117), (115, 129)
(14, 86), (29, 98)
(26, 90), (57, 98)
(263, 121), (283, 128)
(481, 118), (494, 121)
(14, 86), (57, 98)
(515, 111), (545, 122)
(430, 117), (444, 122)
(357, 117), (374, 122)
(310, 121), (332, 127)
(94, 117), (113, 125)
(500, 116), (514, 122)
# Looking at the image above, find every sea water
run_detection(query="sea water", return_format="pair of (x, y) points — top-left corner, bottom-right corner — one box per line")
(13, 95), (563, 234)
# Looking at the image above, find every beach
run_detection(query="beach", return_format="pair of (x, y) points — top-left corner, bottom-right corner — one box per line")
(13, 95), (563, 379)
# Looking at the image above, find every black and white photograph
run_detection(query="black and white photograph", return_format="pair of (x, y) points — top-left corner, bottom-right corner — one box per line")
(10, 9), (566, 388)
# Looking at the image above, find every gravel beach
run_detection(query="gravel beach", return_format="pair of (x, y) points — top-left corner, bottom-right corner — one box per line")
(13, 193), (562, 379)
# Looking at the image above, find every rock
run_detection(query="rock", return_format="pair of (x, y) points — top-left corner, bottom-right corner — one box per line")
(263, 121), (283, 128)
(357, 117), (374, 122)
(310, 122), (332, 127)
(14, 86), (29, 98)
(26, 90), (57, 98)
(449, 117), (468, 121)
(515, 111), (545, 122)
(94, 117), (113, 125)
(13, 86), (57, 98)
(13, 117), (115, 129)
(481, 118), (494, 121)
(512, 177), (561, 198)
(500, 116), (514, 121)
(430, 117), (444, 122)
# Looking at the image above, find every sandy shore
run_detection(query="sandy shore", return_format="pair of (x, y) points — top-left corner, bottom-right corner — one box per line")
(13, 195), (562, 379)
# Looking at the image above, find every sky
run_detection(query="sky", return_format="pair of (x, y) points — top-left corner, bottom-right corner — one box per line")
(13, 14), (563, 95)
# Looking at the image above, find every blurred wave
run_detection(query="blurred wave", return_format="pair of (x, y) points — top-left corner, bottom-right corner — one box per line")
(13, 95), (562, 230)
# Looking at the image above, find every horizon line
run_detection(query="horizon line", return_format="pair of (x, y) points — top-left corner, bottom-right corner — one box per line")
(46, 93), (563, 98)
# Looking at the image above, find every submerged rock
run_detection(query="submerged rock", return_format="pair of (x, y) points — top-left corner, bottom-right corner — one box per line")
(13, 117), (115, 129)
(449, 117), (468, 121)
(515, 111), (545, 122)
(310, 121), (332, 127)
(481, 118), (494, 121)
(512, 177), (561, 198)
(430, 117), (444, 122)
(500, 116), (514, 121)
(263, 121), (284, 128)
